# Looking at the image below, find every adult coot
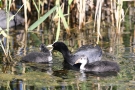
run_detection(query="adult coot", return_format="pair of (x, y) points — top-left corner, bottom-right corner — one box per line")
(0, 10), (24, 29)
(21, 44), (52, 63)
(75, 56), (120, 72)
(52, 42), (102, 65)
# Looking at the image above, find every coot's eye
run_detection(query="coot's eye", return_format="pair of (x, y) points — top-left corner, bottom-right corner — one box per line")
(53, 43), (56, 47)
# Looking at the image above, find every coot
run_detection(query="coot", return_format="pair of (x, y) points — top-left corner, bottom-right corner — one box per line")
(0, 10), (24, 29)
(52, 42), (102, 65)
(21, 44), (52, 63)
(75, 55), (120, 72)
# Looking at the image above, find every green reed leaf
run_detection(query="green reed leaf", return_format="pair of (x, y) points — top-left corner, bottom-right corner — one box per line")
(59, 7), (69, 30)
(28, 6), (57, 31)
(68, 0), (73, 5)
(55, 18), (60, 42)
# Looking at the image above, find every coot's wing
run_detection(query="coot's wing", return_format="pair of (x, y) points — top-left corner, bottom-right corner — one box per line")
(21, 52), (52, 63)
(76, 45), (94, 52)
(85, 61), (120, 72)
(67, 54), (85, 66)
(74, 45), (102, 63)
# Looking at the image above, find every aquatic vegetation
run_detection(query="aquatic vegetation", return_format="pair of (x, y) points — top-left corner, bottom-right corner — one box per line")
(0, 1), (24, 63)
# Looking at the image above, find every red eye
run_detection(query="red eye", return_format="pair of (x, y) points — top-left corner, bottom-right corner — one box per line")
(54, 44), (57, 46)
(53, 44), (56, 47)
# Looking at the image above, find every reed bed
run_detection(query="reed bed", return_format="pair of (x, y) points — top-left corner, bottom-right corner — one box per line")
(0, 0), (134, 63)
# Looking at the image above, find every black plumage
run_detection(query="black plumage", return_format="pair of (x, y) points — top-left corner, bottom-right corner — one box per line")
(21, 44), (52, 63)
(75, 56), (120, 72)
(0, 10), (24, 29)
(52, 42), (102, 65)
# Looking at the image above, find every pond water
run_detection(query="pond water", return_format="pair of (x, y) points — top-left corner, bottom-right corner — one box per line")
(0, 22), (135, 90)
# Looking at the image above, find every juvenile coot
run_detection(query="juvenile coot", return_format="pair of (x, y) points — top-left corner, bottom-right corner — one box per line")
(52, 42), (102, 65)
(75, 56), (120, 72)
(21, 44), (52, 63)
(0, 10), (24, 29)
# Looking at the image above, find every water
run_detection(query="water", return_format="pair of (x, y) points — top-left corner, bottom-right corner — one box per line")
(0, 22), (135, 90)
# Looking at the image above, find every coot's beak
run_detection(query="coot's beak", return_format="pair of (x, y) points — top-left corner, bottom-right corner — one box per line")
(46, 44), (53, 52)
(75, 59), (80, 64)
(47, 44), (53, 48)
(47, 41), (56, 48)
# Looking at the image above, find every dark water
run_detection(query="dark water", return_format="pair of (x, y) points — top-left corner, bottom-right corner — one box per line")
(0, 22), (135, 90)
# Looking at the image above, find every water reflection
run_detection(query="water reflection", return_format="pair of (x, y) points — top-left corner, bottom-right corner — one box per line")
(0, 78), (120, 90)
(10, 79), (23, 90)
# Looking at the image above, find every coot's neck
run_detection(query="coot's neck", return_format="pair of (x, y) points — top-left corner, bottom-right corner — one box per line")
(60, 49), (71, 59)
(80, 60), (87, 70)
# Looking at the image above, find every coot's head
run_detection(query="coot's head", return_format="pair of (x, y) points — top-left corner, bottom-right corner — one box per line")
(75, 55), (88, 64)
(75, 55), (88, 70)
(40, 43), (49, 53)
(52, 42), (69, 52)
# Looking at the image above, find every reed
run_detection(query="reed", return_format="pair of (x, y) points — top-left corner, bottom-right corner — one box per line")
(115, 0), (123, 34)
(32, 0), (41, 31)
(67, 0), (73, 25)
(94, 0), (103, 44)
(0, 0), (24, 62)
(22, 0), (28, 55)
(28, 0), (69, 42)
(77, 0), (86, 29)
(0, 0), (134, 60)
(5, 0), (12, 62)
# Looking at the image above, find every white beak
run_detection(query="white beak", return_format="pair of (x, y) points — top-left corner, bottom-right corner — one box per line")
(47, 44), (53, 48)
(75, 59), (80, 64)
